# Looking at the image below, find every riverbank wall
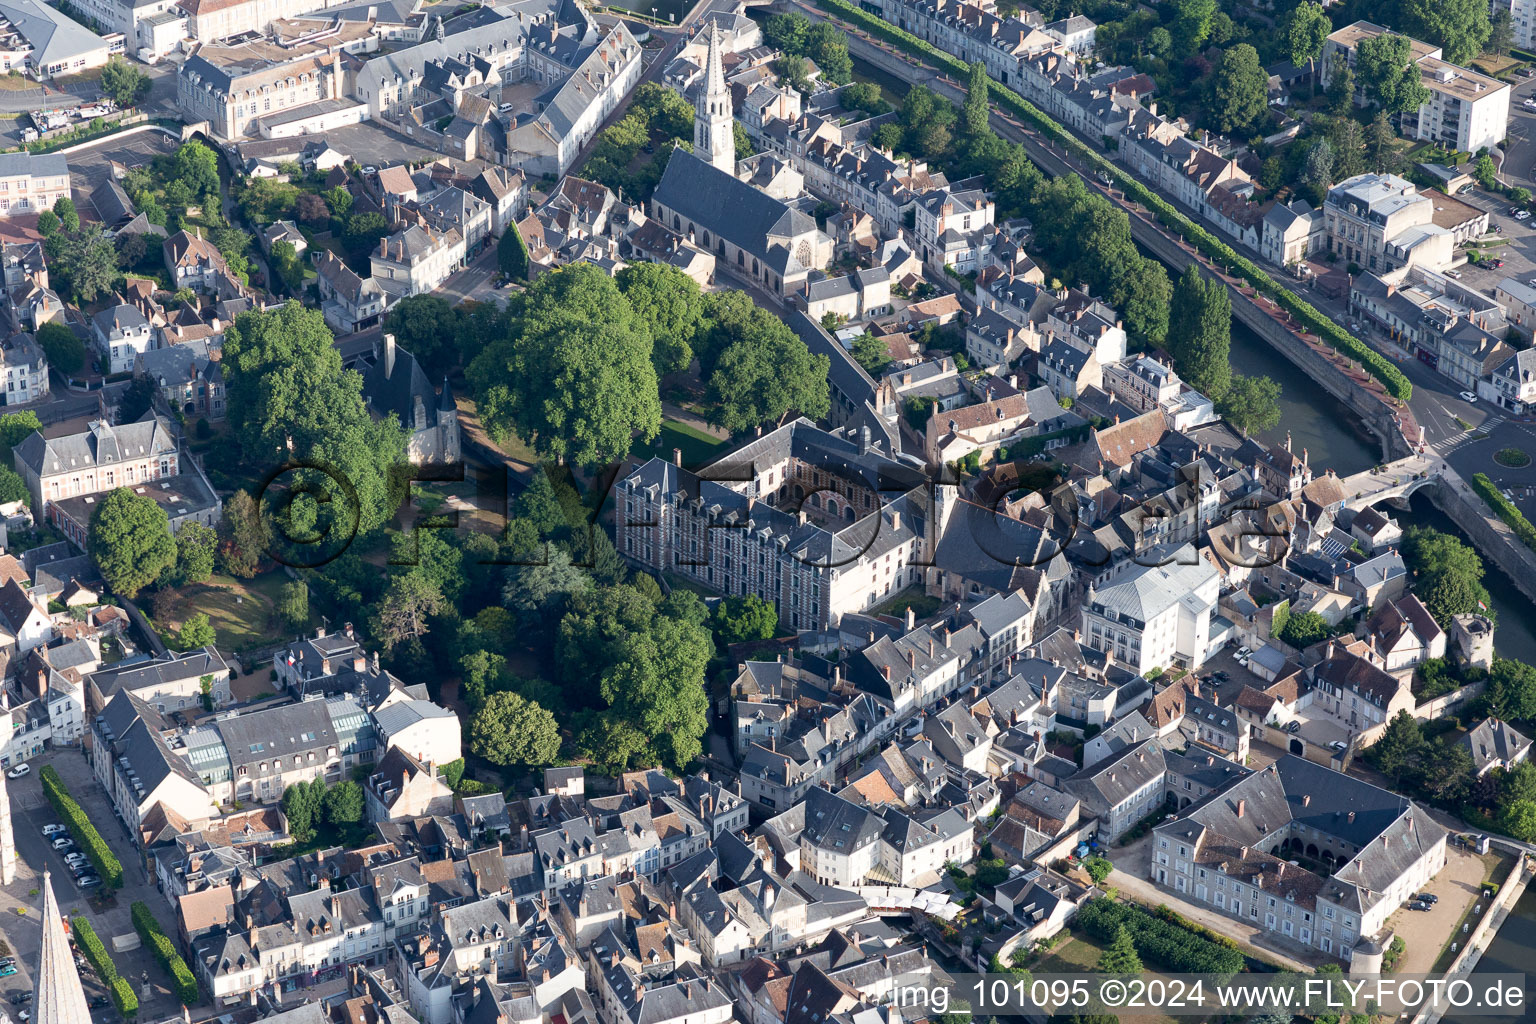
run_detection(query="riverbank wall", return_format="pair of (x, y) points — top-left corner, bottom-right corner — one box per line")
(1427, 473), (1536, 607)
(1416, 853), (1532, 1024)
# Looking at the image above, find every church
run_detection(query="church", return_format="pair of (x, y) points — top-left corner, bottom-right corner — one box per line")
(649, 27), (834, 298)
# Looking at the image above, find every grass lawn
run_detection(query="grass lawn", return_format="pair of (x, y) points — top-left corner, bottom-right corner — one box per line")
(871, 588), (942, 620)
(155, 571), (300, 651)
(1029, 930), (1180, 1024)
(1473, 53), (1524, 76)
(633, 418), (728, 468)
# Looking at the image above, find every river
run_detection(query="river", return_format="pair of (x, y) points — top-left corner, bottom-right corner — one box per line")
(1441, 883), (1536, 1024)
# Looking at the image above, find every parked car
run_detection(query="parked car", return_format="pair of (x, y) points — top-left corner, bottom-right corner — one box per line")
(9, 992), (31, 1005)
(40, 824), (66, 837)
(5, 764), (28, 779)
(1328, 740), (1348, 752)
(88, 996), (109, 1009)
(0, 966), (16, 978)
(50, 837), (73, 851)
(1415, 892), (1439, 904)
(1445, 269), (1462, 277)
(1409, 900), (1432, 911)
(0, 958), (14, 968)
(70, 864), (92, 878)
(1493, 258), (1505, 268)
(1460, 390), (1478, 403)
(1287, 721), (1302, 734)
(77, 876), (101, 888)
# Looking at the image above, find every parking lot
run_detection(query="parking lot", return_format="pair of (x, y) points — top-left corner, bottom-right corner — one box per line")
(0, 749), (185, 1017)
(1437, 186), (1536, 297)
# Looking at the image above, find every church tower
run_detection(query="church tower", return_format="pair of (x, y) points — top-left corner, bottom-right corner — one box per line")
(35, 870), (91, 1024)
(695, 25), (735, 174)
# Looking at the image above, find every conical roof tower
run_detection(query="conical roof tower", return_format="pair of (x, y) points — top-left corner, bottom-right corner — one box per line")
(35, 870), (92, 1024)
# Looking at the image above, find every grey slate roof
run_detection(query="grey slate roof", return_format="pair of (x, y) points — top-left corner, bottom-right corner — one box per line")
(652, 150), (819, 276)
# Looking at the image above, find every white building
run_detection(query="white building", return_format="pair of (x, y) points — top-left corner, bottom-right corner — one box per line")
(1322, 22), (1510, 156)
(1323, 173), (1454, 274)
(1081, 546), (1221, 675)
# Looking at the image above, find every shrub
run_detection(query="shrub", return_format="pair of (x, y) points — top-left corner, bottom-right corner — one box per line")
(111, 975), (139, 1018)
(1472, 472), (1536, 552)
(132, 901), (199, 1005)
(1077, 897), (1244, 974)
(71, 915), (119, 985)
(814, 0), (1412, 405)
(39, 766), (123, 889)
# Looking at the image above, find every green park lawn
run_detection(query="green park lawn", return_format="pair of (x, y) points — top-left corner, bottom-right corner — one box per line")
(633, 418), (728, 467)
(156, 571), (304, 652)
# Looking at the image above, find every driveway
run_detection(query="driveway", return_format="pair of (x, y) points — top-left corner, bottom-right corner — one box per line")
(1380, 844), (1495, 974)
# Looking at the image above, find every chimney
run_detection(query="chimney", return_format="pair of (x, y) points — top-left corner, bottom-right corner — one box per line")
(905, 606), (916, 630)
(383, 333), (396, 379)
(882, 665), (891, 680)
(1347, 810), (1355, 824)
(673, 447), (682, 467)
(1237, 799), (1246, 818)
(1303, 794), (1311, 807)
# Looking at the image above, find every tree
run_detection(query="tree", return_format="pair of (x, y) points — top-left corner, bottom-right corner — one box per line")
(1372, 710), (1427, 785)
(1484, 657), (1536, 721)
(513, 469), (569, 541)
(176, 522), (217, 584)
(712, 594), (778, 646)
(100, 56), (151, 107)
(371, 571), (444, 651)
(116, 231), (148, 269)
(1209, 44), (1268, 137)
(805, 21), (852, 84)
(1421, 740), (1475, 804)
(1277, 609), (1329, 647)
(273, 579), (309, 629)
(175, 613), (216, 650)
(117, 377), (158, 424)
(89, 488), (176, 598)
(1501, 798), (1536, 842)
(343, 211), (389, 261)
(852, 334), (890, 377)
(270, 240), (302, 294)
(1219, 374), (1282, 434)
(1083, 855), (1114, 885)
(469, 692), (562, 767)
(218, 489), (267, 578)
(296, 192), (329, 226)
(1282, 2), (1331, 82)
(1365, 112), (1400, 173)
(52, 229), (120, 305)
(0, 466), (28, 509)
(35, 321), (84, 375)
(0, 410), (40, 462)
(616, 262), (705, 377)
(1490, 6), (1515, 57)
(503, 548), (590, 615)
(1403, 526), (1493, 624)
(763, 13), (810, 54)
(383, 294), (460, 380)
(499, 225), (530, 281)
(839, 81), (889, 115)
(1147, 27), (1172, 58)
(322, 780), (364, 826)
(173, 142), (221, 202)
(707, 322), (830, 435)
(775, 54), (812, 95)
(1357, 33), (1432, 116)
(1168, 265), (1232, 400)
(1171, 0), (1217, 56)
(1097, 925), (1142, 975)
(1326, 52), (1356, 115)
(280, 780), (323, 841)
(222, 302), (406, 538)
(468, 264), (660, 466)
(1302, 137), (1336, 193)
(962, 62), (990, 139)
(1400, 0), (1490, 65)
(36, 210), (59, 237)
(53, 197), (79, 233)
(1475, 154), (1499, 191)
(1327, 117), (1367, 180)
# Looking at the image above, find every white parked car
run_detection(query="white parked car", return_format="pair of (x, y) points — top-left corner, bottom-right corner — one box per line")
(5, 763), (28, 779)
(40, 824), (66, 837)
(1460, 390), (1478, 403)
(1524, 98), (1536, 109)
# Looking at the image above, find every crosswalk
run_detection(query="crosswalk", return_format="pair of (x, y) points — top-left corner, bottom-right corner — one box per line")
(1427, 416), (1505, 455)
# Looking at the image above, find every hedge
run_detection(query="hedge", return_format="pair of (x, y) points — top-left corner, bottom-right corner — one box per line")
(1078, 896), (1245, 974)
(71, 915), (119, 985)
(39, 766), (123, 890)
(813, 0), (1413, 405)
(111, 975), (139, 1018)
(132, 901), (199, 1006)
(1471, 472), (1536, 552)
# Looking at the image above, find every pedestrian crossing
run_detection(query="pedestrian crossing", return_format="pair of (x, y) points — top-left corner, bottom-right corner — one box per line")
(1427, 416), (1505, 455)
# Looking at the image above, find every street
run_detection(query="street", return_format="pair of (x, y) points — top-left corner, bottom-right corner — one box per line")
(0, 749), (182, 1017)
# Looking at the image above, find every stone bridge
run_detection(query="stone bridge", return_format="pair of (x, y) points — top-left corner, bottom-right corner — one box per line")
(1338, 454), (1445, 512)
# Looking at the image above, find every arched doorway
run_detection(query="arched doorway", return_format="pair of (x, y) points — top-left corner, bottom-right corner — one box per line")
(1289, 738), (1304, 755)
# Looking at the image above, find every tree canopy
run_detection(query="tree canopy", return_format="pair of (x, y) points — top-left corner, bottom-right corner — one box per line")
(1399, 0), (1490, 65)
(468, 264), (660, 466)
(1168, 265), (1232, 400)
(1282, 3), (1331, 75)
(616, 262), (706, 377)
(1356, 33), (1432, 116)
(36, 321), (84, 376)
(1208, 44), (1268, 137)
(468, 692), (562, 768)
(89, 488), (176, 598)
(222, 302), (406, 540)
(1403, 525), (1493, 624)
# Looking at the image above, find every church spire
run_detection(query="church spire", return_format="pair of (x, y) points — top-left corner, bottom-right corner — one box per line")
(36, 870), (91, 1024)
(694, 24), (735, 174)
